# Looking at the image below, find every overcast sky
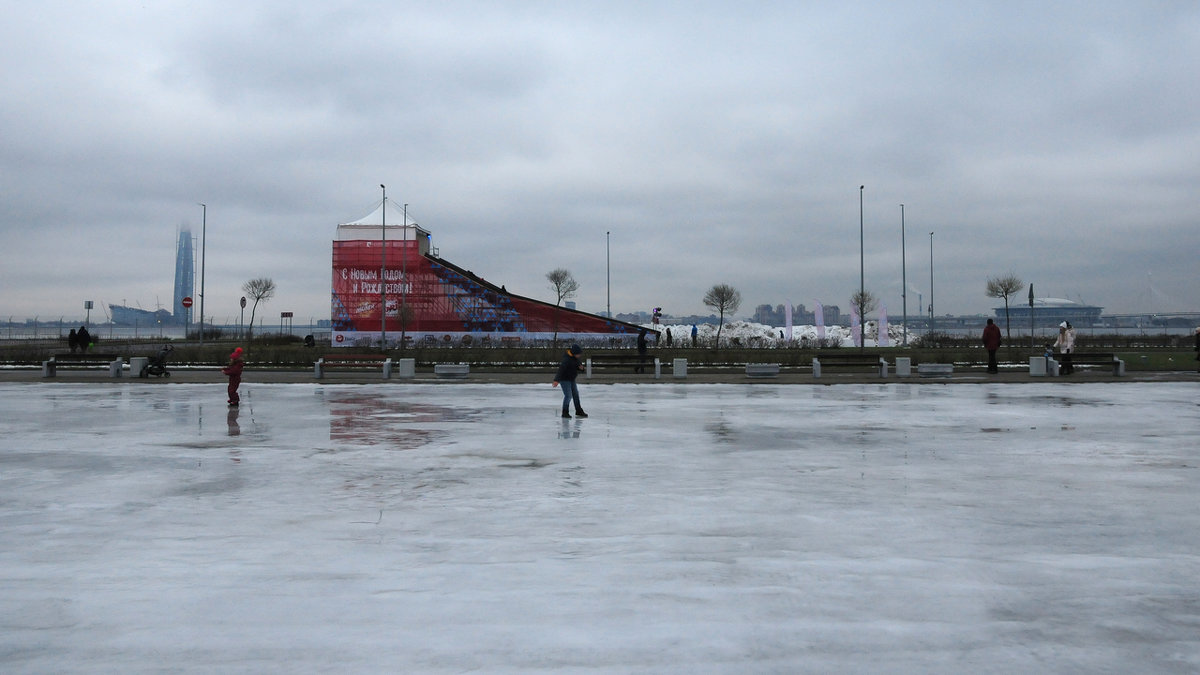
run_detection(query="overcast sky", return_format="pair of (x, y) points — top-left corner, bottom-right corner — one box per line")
(2, 1), (1197, 326)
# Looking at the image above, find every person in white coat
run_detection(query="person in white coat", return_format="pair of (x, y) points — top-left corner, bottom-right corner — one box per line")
(1054, 321), (1076, 374)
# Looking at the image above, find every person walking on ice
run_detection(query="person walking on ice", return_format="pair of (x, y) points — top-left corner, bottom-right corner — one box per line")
(222, 347), (245, 407)
(552, 344), (588, 418)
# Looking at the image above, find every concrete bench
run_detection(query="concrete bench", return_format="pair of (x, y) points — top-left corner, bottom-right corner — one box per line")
(314, 354), (392, 379)
(434, 363), (470, 378)
(1064, 352), (1126, 376)
(917, 363), (953, 378)
(585, 356), (660, 379)
(43, 353), (124, 378)
(812, 352), (888, 378)
(745, 363), (781, 378)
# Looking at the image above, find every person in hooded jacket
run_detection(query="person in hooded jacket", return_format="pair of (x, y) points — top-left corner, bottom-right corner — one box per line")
(982, 318), (1002, 373)
(1194, 326), (1199, 372)
(1053, 321), (1076, 374)
(552, 344), (588, 418)
(222, 347), (245, 406)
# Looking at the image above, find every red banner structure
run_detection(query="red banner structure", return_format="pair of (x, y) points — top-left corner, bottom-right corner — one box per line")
(330, 215), (643, 347)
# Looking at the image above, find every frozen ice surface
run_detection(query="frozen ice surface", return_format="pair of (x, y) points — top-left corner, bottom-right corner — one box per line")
(1, 382), (1198, 673)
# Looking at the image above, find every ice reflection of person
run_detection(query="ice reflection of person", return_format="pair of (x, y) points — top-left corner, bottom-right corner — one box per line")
(552, 344), (588, 419)
(1054, 321), (1076, 375)
(982, 318), (1002, 374)
(222, 347), (245, 406)
(226, 407), (241, 436)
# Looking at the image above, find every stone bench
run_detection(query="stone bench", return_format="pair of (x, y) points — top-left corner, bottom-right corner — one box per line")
(433, 363), (470, 378)
(43, 353), (124, 378)
(917, 363), (953, 378)
(314, 354), (392, 379)
(745, 363), (781, 378)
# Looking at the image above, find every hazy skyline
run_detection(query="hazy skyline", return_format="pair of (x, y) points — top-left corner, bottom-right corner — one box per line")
(2, 2), (1198, 326)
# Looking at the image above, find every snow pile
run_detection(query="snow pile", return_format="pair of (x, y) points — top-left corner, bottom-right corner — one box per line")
(645, 321), (907, 348)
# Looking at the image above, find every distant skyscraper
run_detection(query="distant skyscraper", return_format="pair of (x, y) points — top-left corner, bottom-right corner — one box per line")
(173, 228), (194, 325)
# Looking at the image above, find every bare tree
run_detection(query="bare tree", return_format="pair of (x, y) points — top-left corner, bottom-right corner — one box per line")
(546, 268), (579, 348)
(986, 273), (1024, 342)
(703, 283), (742, 348)
(241, 277), (276, 340)
(850, 289), (878, 348)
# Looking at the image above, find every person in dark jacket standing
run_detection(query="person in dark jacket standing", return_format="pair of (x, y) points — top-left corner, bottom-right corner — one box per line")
(68, 328), (78, 353)
(552, 344), (588, 418)
(635, 329), (648, 373)
(222, 347), (245, 407)
(76, 326), (91, 353)
(982, 318), (1002, 373)
(1194, 326), (1199, 372)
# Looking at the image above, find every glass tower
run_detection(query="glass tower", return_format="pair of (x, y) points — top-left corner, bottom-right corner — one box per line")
(173, 228), (194, 325)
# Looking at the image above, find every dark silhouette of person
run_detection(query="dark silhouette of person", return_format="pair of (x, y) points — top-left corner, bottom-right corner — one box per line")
(552, 344), (587, 418)
(76, 326), (91, 353)
(222, 347), (245, 406)
(68, 328), (78, 353)
(635, 329), (648, 373)
(982, 318), (1002, 373)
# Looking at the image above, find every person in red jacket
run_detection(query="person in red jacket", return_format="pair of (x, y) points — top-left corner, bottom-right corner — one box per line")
(982, 319), (1002, 374)
(222, 347), (245, 406)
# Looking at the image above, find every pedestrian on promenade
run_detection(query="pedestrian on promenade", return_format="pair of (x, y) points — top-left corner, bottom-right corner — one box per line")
(1054, 321), (1076, 375)
(1194, 326), (1199, 372)
(552, 344), (587, 418)
(635, 329), (648, 373)
(982, 318), (1002, 373)
(222, 347), (245, 407)
(68, 328), (78, 353)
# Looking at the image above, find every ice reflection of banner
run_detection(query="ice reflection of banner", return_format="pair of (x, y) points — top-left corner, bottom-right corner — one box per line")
(328, 393), (466, 449)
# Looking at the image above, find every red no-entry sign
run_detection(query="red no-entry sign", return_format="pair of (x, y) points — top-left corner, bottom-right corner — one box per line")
(182, 296), (193, 308)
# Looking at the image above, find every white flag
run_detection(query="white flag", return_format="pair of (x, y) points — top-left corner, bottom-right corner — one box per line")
(784, 301), (793, 342)
(815, 301), (825, 341)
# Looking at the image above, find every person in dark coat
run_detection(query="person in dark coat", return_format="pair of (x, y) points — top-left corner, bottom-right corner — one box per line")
(982, 318), (1002, 373)
(76, 326), (91, 353)
(222, 347), (245, 406)
(552, 344), (587, 418)
(1194, 326), (1199, 373)
(68, 328), (78, 353)
(635, 329), (648, 373)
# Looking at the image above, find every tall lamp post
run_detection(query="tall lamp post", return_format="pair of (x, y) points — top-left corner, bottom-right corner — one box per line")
(380, 185), (387, 348)
(198, 203), (206, 346)
(400, 202), (408, 352)
(1028, 283), (1035, 348)
(928, 231), (935, 331)
(900, 203), (907, 346)
(606, 231), (611, 318)
(858, 185), (865, 349)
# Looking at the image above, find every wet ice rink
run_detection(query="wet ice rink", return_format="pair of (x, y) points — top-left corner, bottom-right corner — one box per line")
(2, 381), (1198, 673)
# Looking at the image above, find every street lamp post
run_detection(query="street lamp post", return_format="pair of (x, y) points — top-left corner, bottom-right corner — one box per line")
(400, 202), (408, 352)
(380, 185), (387, 348)
(928, 231), (934, 331)
(606, 231), (611, 318)
(900, 204), (907, 346)
(858, 185), (865, 349)
(198, 203), (206, 346)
